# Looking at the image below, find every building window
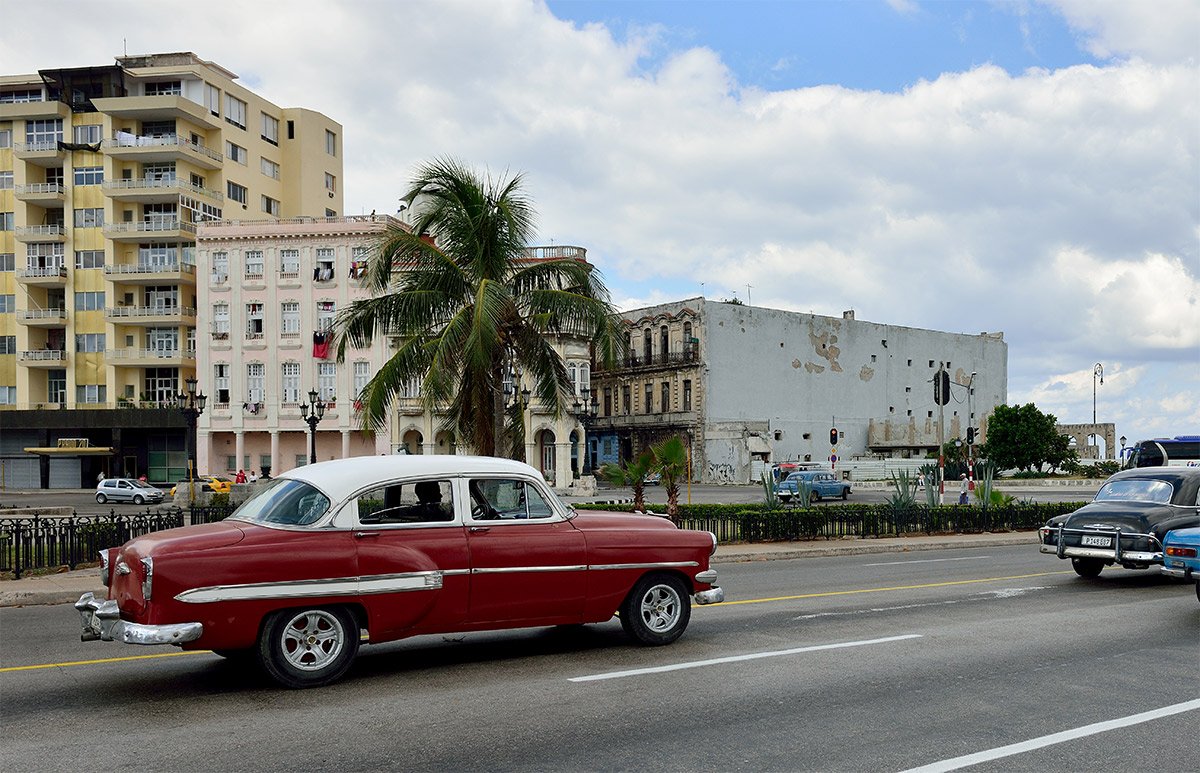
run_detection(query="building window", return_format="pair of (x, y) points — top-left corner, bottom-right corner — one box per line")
(73, 166), (103, 186)
(261, 113), (279, 145)
(0, 213), (12, 231)
(74, 208), (104, 228)
(324, 173), (336, 192)
(0, 171), (12, 190)
(0, 386), (16, 404)
(280, 249), (300, 277)
(622, 385), (631, 414)
(145, 80), (181, 96)
(75, 333), (104, 352)
(25, 119), (63, 147)
(211, 251), (229, 283)
(74, 291), (104, 311)
(245, 250), (264, 280)
(214, 363), (230, 404)
(325, 208), (337, 217)
(247, 363), (264, 402)
(76, 384), (106, 404)
(318, 362), (336, 401)
(660, 326), (669, 362)
(281, 361), (300, 403)
(246, 303), (265, 338)
(316, 301), (336, 331)
(227, 181), (247, 205)
(204, 83), (220, 116)
(0, 335), (16, 353)
(47, 369), (67, 404)
(661, 381), (670, 413)
(261, 195), (280, 217)
(225, 95), (247, 129)
(260, 157), (280, 179)
(683, 379), (692, 411)
(0, 253), (14, 271)
(354, 361), (371, 399)
(225, 142), (247, 164)
(73, 124), (102, 144)
(281, 301), (300, 337)
(643, 329), (652, 363)
(644, 383), (652, 414)
(314, 248), (334, 281)
(0, 128), (11, 148)
(213, 303), (231, 336)
(603, 387), (612, 416)
(325, 129), (337, 156)
(0, 294), (13, 312)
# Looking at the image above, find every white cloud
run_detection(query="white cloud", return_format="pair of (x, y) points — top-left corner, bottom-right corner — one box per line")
(1042, 0), (1200, 63)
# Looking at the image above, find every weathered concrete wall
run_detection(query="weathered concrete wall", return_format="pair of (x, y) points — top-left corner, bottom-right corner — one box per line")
(702, 300), (1007, 480)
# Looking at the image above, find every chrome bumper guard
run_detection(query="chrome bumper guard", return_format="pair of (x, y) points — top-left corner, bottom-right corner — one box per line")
(1161, 565), (1192, 579)
(75, 592), (203, 646)
(1038, 525), (1164, 565)
(693, 585), (725, 605)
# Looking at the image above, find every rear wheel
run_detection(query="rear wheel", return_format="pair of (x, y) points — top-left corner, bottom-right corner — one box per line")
(133, 494), (145, 505)
(95, 493), (107, 504)
(1071, 558), (1104, 578)
(620, 573), (691, 646)
(258, 606), (359, 688)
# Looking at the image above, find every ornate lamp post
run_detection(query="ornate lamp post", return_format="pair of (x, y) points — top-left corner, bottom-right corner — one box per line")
(1092, 363), (1104, 457)
(175, 376), (207, 502)
(573, 386), (599, 474)
(300, 389), (326, 465)
(1119, 435), (1127, 465)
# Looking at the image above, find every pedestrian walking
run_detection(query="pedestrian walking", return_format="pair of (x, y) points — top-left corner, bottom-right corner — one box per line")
(958, 474), (969, 505)
(235, 469), (247, 484)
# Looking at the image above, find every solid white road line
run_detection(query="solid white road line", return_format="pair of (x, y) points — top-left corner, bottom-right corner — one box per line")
(568, 634), (922, 683)
(901, 698), (1200, 773)
(863, 556), (992, 566)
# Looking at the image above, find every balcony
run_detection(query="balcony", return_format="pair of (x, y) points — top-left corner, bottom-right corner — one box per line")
(0, 99), (69, 121)
(17, 349), (68, 367)
(104, 305), (196, 326)
(597, 349), (701, 373)
(17, 308), (68, 326)
(14, 182), (65, 204)
(103, 177), (223, 204)
(103, 219), (196, 243)
(12, 141), (66, 167)
(14, 224), (67, 243)
(16, 264), (68, 287)
(592, 410), (699, 429)
(101, 135), (223, 170)
(91, 95), (222, 130)
(106, 348), (197, 367)
(104, 260), (197, 286)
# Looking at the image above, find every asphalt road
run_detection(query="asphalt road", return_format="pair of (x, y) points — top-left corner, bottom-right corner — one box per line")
(2, 545), (1194, 772)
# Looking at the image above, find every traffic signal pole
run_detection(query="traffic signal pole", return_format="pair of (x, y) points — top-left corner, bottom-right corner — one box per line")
(936, 364), (946, 505)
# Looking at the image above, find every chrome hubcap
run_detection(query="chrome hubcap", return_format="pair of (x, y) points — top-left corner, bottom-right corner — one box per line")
(639, 584), (681, 632)
(280, 610), (344, 671)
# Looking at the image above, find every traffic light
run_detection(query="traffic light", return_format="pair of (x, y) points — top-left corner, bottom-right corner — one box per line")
(830, 428), (838, 445)
(934, 370), (951, 406)
(966, 427), (975, 444)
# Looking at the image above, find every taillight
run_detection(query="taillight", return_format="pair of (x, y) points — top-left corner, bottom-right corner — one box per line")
(1166, 546), (1197, 558)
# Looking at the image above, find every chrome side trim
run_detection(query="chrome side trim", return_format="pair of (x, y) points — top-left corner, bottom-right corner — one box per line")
(470, 565), (588, 575)
(174, 570), (444, 604)
(589, 561), (700, 571)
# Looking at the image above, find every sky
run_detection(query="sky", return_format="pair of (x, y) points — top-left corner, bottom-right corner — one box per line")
(3, 0), (1197, 448)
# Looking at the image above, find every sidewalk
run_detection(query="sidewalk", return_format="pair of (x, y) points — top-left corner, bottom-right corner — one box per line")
(0, 531), (1037, 608)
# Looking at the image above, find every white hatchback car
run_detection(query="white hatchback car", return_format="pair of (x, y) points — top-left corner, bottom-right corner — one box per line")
(95, 478), (165, 505)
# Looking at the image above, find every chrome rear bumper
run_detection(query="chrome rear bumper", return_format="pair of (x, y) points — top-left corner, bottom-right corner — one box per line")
(75, 592), (203, 646)
(1038, 525), (1163, 565)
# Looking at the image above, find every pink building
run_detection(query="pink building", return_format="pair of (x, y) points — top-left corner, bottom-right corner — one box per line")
(194, 216), (396, 477)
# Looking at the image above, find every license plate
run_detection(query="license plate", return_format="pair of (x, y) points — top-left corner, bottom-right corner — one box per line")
(1081, 535), (1113, 548)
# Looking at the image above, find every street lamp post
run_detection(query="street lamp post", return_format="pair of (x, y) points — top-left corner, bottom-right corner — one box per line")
(573, 386), (599, 474)
(175, 376), (207, 502)
(1119, 435), (1127, 465)
(1092, 363), (1104, 458)
(300, 389), (326, 465)
(966, 371), (976, 491)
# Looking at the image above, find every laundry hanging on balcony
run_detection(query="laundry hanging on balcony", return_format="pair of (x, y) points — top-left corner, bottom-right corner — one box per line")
(313, 331), (330, 359)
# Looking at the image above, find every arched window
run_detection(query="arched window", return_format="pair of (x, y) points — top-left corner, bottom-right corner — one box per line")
(660, 325), (669, 363)
(643, 329), (652, 363)
(568, 363), (578, 395)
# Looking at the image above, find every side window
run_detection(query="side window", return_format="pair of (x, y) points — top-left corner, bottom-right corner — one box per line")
(356, 479), (454, 524)
(468, 479), (554, 520)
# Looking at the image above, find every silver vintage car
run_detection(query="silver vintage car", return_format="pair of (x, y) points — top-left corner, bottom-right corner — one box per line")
(95, 477), (165, 505)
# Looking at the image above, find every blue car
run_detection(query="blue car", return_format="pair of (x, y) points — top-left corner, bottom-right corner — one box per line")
(1162, 527), (1200, 603)
(775, 470), (851, 502)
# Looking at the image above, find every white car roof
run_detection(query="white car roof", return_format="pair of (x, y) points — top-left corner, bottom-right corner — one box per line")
(279, 455), (544, 502)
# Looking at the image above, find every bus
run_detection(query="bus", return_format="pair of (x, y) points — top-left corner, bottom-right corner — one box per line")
(1125, 436), (1200, 468)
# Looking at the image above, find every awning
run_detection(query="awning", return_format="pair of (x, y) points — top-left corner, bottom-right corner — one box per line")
(24, 446), (113, 455)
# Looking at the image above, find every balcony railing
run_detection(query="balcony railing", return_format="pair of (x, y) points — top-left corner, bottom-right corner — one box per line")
(14, 182), (65, 196)
(19, 308), (67, 321)
(15, 224), (66, 239)
(16, 265), (67, 279)
(104, 219), (196, 237)
(106, 305), (196, 319)
(521, 245), (587, 261)
(106, 348), (197, 361)
(18, 349), (67, 363)
(102, 177), (224, 201)
(101, 135), (223, 163)
(104, 261), (197, 276)
(599, 349), (701, 372)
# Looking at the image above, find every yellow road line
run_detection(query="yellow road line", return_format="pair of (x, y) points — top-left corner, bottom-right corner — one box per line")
(0, 650), (211, 673)
(704, 571), (1073, 607)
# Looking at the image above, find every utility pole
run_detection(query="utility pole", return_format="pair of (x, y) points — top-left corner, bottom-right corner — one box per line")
(936, 363), (947, 505)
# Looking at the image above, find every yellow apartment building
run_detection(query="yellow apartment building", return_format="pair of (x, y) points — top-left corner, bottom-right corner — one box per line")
(0, 52), (343, 487)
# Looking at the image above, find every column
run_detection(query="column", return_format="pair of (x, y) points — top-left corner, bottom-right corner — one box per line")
(269, 430), (280, 477)
(234, 431), (245, 476)
(341, 429), (351, 459)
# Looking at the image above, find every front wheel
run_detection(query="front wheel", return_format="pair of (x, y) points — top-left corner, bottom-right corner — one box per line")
(258, 606), (359, 688)
(132, 494), (145, 505)
(96, 493), (107, 504)
(1071, 558), (1104, 578)
(620, 573), (691, 646)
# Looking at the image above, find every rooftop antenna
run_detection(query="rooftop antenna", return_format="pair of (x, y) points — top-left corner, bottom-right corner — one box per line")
(747, 284), (752, 306)
(123, 38), (127, 56)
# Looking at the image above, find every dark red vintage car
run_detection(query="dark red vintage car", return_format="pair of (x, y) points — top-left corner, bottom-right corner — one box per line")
(77, 456), (724, 688)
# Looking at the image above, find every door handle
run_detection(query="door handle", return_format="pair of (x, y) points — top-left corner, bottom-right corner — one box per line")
(469, 526), (490, 533)
(353, 531), (379, 539)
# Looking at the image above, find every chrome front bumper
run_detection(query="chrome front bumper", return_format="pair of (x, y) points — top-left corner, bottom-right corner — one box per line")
(75, 592), (203, 646)
(1038, 525), (1164, 565)
(693, 586), (725, 605)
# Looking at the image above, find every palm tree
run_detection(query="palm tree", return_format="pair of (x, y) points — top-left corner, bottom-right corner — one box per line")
(599, 452), (654, 513)
(649, 436), (690, 521)
(334, 158), (622, 457)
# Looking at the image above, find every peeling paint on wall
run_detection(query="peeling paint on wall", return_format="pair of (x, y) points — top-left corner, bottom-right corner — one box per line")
(792, 358), (803, 369)
(807, 327), (843, 373)
(860, 366), (874, 381)
(805, 362), (825, 374)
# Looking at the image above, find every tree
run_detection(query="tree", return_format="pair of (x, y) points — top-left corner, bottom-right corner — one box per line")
(649, 436), (690, 521)
(979, 403), (1075, 473)
(599, 452), (654, 513)
(334, 158), (622, 457)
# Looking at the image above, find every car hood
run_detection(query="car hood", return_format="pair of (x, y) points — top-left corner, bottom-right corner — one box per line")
(1063, 501), (1170, 532)
(124, 521), (247, 557)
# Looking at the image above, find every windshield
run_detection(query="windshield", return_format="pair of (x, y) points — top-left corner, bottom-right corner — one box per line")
(1095, 479), (1174, 505)
(133, 480), (159, 490)
(230, 478), (331, 526)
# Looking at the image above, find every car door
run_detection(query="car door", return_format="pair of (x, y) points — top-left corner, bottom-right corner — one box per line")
(345, 477), (470, 640)
(463, 476), (587, 625)
(115, 479), (134, 502)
